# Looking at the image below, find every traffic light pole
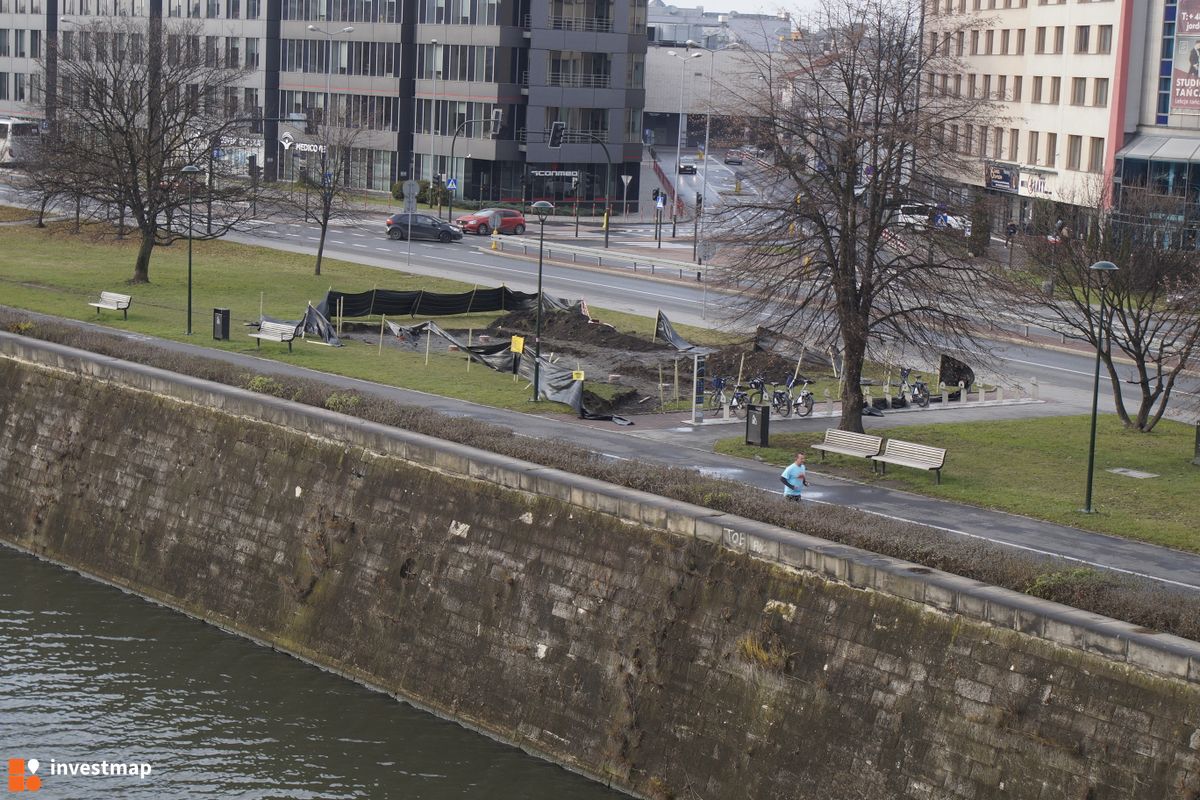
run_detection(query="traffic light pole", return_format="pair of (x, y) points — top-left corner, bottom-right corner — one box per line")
(448, 115), (500, 228)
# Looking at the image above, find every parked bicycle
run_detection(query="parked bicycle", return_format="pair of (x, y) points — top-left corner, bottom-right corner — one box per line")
(790, 375), (815, 417)
(898, 367), (930, 408)
(708, 376), (752, 419)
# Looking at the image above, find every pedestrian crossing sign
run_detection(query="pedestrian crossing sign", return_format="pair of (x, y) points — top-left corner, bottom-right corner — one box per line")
(446, 178), (458, 190)
(656, 195), (665, 209)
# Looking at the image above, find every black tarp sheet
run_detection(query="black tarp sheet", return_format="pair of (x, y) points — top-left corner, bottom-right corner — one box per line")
(260, 304), (341, 346)
(654, 310), (712, 353)
(753, 326), (835, 371)
(383, 319), (630, 424)
(317, 286), (582, 319)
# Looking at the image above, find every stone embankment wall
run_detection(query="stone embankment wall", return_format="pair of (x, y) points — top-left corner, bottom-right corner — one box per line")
(2, 334), (1199, 800)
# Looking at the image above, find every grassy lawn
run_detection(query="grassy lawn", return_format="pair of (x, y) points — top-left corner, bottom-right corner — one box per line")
(0, 218), (728, 412)
(716, 416), (1200, 551)
(0, 206), (37, 222)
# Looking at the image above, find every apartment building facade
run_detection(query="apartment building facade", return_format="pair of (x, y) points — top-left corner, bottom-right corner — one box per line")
(0, 0), (646, 206)
(926, 0), (1125, 224)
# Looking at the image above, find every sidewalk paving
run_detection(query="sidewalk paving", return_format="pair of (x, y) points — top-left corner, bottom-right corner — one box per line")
(8, 307), (1199, 594)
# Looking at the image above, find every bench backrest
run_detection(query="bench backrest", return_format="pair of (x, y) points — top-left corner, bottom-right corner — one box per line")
(823, 429), (883, 453)
(259, 320), (299, 338)
(882, 439), (946, 466)
(99, 291), (132, 306)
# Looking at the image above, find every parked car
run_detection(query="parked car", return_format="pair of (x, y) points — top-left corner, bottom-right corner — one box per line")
(385, 213), (463, 242)
(723, 151), (744, 165)
(453, 208), (527, 236)
(677, 159), (697, 175)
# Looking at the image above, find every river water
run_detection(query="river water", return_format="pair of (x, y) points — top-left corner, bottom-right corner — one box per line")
(0, 546), (624, 799)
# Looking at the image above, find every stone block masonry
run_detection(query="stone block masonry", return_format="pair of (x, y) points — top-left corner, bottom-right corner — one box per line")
(1, 333), (1200, 800)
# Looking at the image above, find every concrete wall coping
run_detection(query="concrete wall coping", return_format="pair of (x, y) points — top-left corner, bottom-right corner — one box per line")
(4, 332), (1198, 684)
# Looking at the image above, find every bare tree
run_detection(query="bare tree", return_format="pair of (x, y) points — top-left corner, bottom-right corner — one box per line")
(35, 17), (256, 283)
(268, 121), (370, 276)
(1007, 188), (1200, 432)
(709, 0), (1000, 432)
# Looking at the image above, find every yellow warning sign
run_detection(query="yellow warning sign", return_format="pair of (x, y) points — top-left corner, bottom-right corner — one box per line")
(511, 335), (525, 353)
(572, 370), (585, 381)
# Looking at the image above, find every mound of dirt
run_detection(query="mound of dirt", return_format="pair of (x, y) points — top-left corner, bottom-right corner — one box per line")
(489, 310), (670, 353)
(705, 346), (819, 382)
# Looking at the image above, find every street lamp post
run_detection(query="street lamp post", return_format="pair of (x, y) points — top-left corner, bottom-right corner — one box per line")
(695, 41), (738, 264)
(1082, 259), (1118, 513)
(180, 164), (203, 335)
(530, 200), (554, 402)
(667, 48), (703, 238)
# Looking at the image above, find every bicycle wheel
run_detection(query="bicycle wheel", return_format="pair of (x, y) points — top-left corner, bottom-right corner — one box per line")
(796, 393), (814, 417)
(776, 394), (793, 417)
(733, 397), (749, 419)
(914, 386), (930, 408)
(749, 389), (767, 406)
(707, 390), (725, 412)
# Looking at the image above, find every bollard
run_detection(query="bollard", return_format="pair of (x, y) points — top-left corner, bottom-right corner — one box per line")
(824, 388), (833, 417)
(491, 229), (500, 250)
(940, 382), (948, 404)
(959, 381), (966, 403)
(978, 382), (985, 403)
(997, 385), (1004, 403)
(1030, 376), (1039, 400)
(651, 264), (656, 274)
(696, 271), (702, 282)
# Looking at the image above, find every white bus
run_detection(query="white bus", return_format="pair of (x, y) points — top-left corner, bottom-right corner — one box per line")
(0, 119), (43, 166)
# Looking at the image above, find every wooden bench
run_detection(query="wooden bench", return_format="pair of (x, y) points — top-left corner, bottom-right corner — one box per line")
(248, 320), (300, 352)
(810, 429), (883, 462)
(88, 291), (132, 320)
(872, 439), (947, 484)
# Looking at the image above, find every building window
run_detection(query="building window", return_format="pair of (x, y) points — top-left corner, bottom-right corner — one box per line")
(1009, 128), (1019, 159)
(983, 74), (992, 97)
(1035, 26), (1046, 53)
(971, 29), (979, 54)
(1089, 137), (1105, 172)
(964, 124), (973, 154)
(1001, 29), (1010, 54)
(943, 33), (952, 56)
(956, 31), (965, 55)
(1071, 77), (1086, 104)
(993, 126), (1003, 157)
(1098, 24), (1112, 53)
(968, 73), (977, 97)
(998, 74), (1007, 98)
(954, 74), (962, 95)
(1029, 131), (1039, 165)
(1017, 28), (1026, 54)
(978, 126), (987, 156)
(1094, 77), (1109, 106)
(1067, 134), (1082, 169)
(1013, 74), (1023, 100)
(1050, 76), (1061, 103)
(1075, 25), (1090, 53)
(1046, 132), (1057, 167)
(986, 30), (994, 53)
(1054, 26), (1065, 53)
(1032, 75), (1043, 102)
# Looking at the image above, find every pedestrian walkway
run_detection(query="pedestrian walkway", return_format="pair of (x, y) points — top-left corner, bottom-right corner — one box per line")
(7, 310), (1200, 593)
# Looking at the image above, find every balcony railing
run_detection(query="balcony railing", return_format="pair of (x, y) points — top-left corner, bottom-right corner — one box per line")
(549, 15), (613, 32)
(547, 71), (611, 88)
(517, 127), (610, 144)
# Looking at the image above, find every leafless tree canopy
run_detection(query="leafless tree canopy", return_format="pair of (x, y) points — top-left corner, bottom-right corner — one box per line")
(1009, 190), (1200, 431)
(709, 0), (1000, 431)
(36, 17), (255, 282)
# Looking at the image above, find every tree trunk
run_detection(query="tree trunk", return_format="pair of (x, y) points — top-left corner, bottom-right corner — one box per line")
(315, 220), (327, 276)
(131, 229), (155, 283)
(838, 334), (867, 433)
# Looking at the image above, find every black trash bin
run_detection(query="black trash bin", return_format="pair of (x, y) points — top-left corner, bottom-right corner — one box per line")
(213, 307), (230, 341)
(745, 404), (770, 447)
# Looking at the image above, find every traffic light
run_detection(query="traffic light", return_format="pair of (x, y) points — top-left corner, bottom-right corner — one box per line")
(652, 188), (661, 201)
(695, 191), (703, 209)
(547, 120), (566, 149)
(248, 154), (261, 180)
(490, 108), (504, 138)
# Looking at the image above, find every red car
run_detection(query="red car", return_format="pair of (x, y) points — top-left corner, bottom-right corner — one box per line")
(454, 208), (527, 235)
